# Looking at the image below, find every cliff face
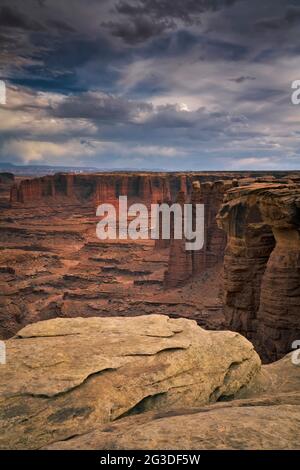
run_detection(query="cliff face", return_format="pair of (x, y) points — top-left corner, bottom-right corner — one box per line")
(192, 179), (238, 274)
(217, 183), (300, 362)
(9, 173), (217, 207)
(12, 172), (266, 208)
(9, 172), (300, 208)
(164, 180), (236, 288)
(0, 172), (14, 208)
(163, 191), (192, 286)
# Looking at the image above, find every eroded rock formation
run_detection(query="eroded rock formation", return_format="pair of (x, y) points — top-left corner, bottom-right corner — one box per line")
(0, 314), (260, 449)
(3, 172), (300, 366)
(12, 172), (277, 208)
(10, 172), (237, 207)
(164, 179), (237, 287)
(0, 172), (14, 208)
(1, 314), (299, 451)
(46, 354), (300, 450)
(218, 183), (300, 362)
(0, 175), (226, 340)
(163, 191), (192, 286)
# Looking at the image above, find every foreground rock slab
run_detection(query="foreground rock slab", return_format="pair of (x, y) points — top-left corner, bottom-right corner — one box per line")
(46, 404), (300, 450)
(46, 354), (300, 450)
(0, 315), (260, 449)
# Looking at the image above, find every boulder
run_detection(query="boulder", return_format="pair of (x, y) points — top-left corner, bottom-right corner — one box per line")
(0, 314), (260, 449)
(45, 352), (300, 450)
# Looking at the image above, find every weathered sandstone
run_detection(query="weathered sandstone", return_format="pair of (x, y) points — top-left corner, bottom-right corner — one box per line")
(0, 314), (260, 449)
(10, 172), (237, 207)
(0, 172), (14, 208)
(45, 353), (300, 450)
(218, 183), (300, 362)
(164, 180), (236, 287)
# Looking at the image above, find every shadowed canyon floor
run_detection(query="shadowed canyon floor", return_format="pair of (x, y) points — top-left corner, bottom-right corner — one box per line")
(0, 204), (225, 338)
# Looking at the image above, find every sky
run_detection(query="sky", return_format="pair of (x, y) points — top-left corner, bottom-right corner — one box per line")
(0, 0), (300, 170)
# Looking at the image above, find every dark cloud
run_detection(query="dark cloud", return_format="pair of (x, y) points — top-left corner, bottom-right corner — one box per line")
(0, 0), (300, 170)
(46, 19), (75, 33)
(8, 33), (125, 93)
(199, 37), (249, 61)
(0, 32), (10, 46)
(107, 0), (242, 43)
(255, 6), (300, 31)
(115, 0), (240, 23)
(0, 5), (42, 30)
(229, 76), (256, 83)
(52, 92), (153, 122)
(103, 15), (174, 44)
(0, 4), (76, 34)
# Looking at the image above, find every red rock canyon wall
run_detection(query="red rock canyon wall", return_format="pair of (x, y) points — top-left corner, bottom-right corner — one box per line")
(217, 183), (300, 362)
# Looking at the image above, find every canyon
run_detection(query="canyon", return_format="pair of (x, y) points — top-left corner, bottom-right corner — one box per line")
(2, 171), (236, 340)
(0, 170), (299, 449)
(1, 170), (300, 362)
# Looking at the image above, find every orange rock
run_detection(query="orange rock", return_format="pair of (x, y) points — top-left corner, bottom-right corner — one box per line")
(217, 182), (300, 362)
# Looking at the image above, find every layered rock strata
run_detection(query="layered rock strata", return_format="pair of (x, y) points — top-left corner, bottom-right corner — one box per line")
(217, 183), (300, 362)
(11, 172), (283, 208)
(0, 172), (14, 208)
(164, 180), (236, 287)
(10, 172), (228, 207)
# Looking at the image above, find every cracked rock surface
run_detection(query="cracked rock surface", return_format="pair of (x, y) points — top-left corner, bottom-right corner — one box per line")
(0, 314), (260, 449)
(45, 354), (300, 450)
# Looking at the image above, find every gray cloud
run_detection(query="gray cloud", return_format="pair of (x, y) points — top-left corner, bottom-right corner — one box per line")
(229, 76), (256, 83)
(115, 0), (241, 23)
(255, 6), (300, 31)
(107, 0), (242, 43)
(0, 5), (43, 30)
(103, 15), (174, 44)
(52, 92), (153, 122)
(0, 0), (300, 170)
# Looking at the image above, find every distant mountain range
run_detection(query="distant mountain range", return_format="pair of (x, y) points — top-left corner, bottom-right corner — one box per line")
(0, 163), (171, 175)
(1, 162), (299, 177)
(0, 162), (173, 175)
(0, 162), (100, 175)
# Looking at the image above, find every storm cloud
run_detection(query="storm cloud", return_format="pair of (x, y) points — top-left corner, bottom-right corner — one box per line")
(0, 0), (299, 170)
